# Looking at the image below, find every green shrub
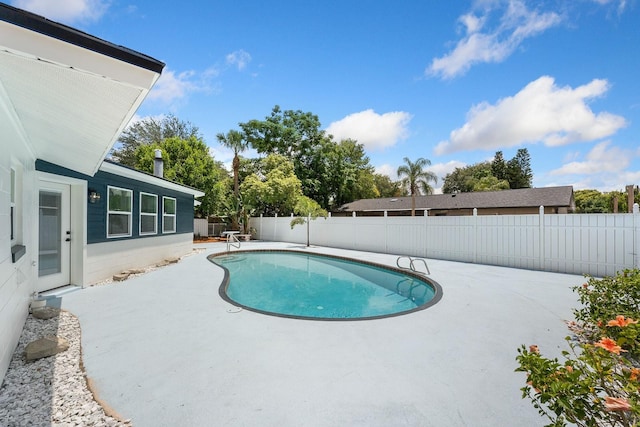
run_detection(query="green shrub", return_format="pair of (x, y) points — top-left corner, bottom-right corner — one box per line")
(516, 269), (640, 426)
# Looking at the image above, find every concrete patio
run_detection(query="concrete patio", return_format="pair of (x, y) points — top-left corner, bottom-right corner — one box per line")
(59, 241), (584, 426)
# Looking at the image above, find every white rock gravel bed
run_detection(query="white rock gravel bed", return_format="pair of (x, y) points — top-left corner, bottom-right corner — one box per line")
(0, 311), (130, 427)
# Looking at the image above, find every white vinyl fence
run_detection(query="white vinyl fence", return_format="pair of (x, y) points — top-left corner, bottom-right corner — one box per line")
(194, 218), (208, 237)
(250, 206), (640, 277)
(193, 219), (228, 237)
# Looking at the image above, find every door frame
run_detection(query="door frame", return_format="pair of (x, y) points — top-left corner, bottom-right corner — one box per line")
(37, 181), (71, 291)
(37, 173), (87, 290)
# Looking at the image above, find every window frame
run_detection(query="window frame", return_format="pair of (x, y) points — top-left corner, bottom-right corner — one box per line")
(162, 196), (176, 234)
(139, 192), (158, 236)
(107, 185), (133, 238)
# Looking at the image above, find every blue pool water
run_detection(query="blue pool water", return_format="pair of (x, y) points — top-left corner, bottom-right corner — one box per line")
(210, 251), (441, 320)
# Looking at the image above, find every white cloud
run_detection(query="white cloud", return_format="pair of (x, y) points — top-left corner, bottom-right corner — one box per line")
(226, 50), (252, 71)
(326, 110), (413, 151)
(145, 50), (251, 108)
(550, 141), (632, 175)
(429, 160), (467, 181)
(146, 69), (203, 105)
(428, 0), (562, 79)
(542, 172), (640, 193)
(591, 0), (627, 14)
(537, 141), (640, 192)
(208, 146), (233, 172)
(374, 164), (396, 179)
(12, 0), (108, 23)
(125, 113), (165, 129)
(434, 76), (627, 155)
(209, 145), (258, 170)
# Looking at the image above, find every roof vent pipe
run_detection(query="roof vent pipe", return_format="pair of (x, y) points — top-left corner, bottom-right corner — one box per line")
(153, 149), (163, 178)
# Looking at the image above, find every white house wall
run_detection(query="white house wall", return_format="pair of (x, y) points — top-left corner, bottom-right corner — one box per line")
(85, 233), (194, 284)
(0, 120), (37, 383)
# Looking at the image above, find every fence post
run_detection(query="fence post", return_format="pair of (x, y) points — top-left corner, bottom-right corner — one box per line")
(424, 210), (428, 258)
(384, 210), (388, 253)
(353, 211), (357, 250)
(473, 208), (478, 264)
(274, 213), (278, 240)
(260, 214), (263, 240)
(539, 206), (545, 270)
(634, 204), (640, 269)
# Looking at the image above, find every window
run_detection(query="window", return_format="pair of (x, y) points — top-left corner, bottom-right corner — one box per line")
(107, 186), (132, 238)
(162, 196), (176, 233)
(140, 192), (158, 235)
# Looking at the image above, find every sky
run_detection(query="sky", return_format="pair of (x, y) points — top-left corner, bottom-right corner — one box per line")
(11, 0), (640, 193)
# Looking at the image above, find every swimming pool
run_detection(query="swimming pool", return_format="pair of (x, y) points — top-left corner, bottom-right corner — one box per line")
(209, 250), (442, 320)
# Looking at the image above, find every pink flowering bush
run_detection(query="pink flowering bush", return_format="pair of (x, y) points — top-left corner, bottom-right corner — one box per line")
(516, 269), (640, 426)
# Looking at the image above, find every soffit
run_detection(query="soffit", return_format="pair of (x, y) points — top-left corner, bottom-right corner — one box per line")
(0, 19), (161, 176)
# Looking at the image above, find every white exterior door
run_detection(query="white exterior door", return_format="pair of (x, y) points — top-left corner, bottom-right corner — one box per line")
(37, 182), (71, 292)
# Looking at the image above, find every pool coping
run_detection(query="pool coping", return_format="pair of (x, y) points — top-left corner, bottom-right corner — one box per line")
(207, 248), (444, 321)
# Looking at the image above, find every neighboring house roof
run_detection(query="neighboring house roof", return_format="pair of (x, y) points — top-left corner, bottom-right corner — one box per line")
(0, 3), (164, 176)
(339, 186), (575, 212)
(100, 160), (205, 198)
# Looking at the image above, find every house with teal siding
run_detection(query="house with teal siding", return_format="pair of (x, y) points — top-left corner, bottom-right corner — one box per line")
(0, 4), (203, 384)
(36, 159), (203, 285)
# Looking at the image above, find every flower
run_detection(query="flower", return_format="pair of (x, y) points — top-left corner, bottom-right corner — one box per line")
(630, 368), (640, 381)
(607, 315), (639, 327)
(529, 345), (539, 354)
(526, 381), (541, 394)
(565, 365), (574, 373)
(594, 338), (627, 355)
(582, 283), (588, 289)
(604, 396), (631, 412)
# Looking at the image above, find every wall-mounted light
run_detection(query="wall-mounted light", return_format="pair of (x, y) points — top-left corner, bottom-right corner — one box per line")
(88, 189), (101, 204)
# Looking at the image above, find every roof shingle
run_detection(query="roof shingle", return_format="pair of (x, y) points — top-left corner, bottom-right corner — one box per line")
(340, 186), (574, 212)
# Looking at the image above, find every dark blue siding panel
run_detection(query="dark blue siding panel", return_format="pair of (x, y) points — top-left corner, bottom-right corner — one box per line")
(36, 160), (196, 244)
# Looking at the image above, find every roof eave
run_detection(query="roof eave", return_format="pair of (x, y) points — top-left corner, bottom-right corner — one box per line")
(99, 161), (206, 198)
(0, 3), (164, 73)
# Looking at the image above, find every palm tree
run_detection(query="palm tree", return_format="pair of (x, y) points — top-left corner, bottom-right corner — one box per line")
(216, 130), (248, 197)
(397, 157), (437, 216)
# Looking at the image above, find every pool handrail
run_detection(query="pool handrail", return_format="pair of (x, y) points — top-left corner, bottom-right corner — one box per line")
(223, 231), (241, 252)
(396, 255), (430, 275)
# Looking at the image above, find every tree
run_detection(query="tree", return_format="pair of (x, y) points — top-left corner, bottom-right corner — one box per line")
(473, 175), (510, 192)
(290, 196), (328, 247)
(240, 106), (377, 210)
(491, 151), (508, 182)
(442, 149), (534, 193)
(351, 171), (380, 201)
(219, 194), (242, 231)
(240, 106), (327, 204)
(216, 129), (248, 197)
(442, 162), (492, 194)
(240, 154), (303, 216)
(397, 157), (438, 216)
(325, 139), (378, 208)
(607, 190), (627, 213)
(112, 115), (200, 167)
(506, 148), (533, 189)
(574, 189), (610, 213)
(373, 174), (405, 198)
(133, 136), (229, 217)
